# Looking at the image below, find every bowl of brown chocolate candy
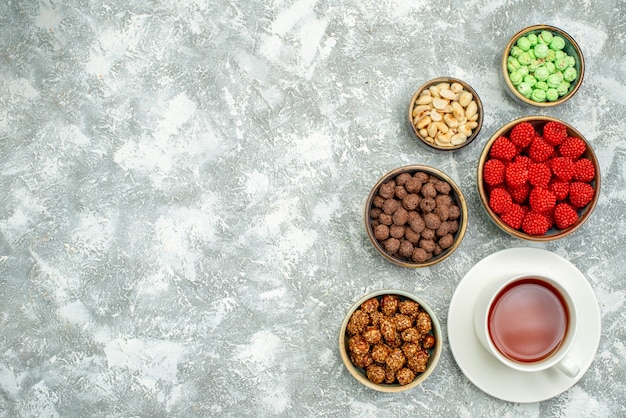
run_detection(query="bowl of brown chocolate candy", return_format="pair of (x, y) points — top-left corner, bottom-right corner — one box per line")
(339, 289), (442, 392)
(364, 165), (468, 267)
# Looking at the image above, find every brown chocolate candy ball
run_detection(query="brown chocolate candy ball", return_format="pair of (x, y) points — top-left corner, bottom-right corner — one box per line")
(382, 199), (399, 215)
(373, 195), (385, 208)
(419, 197), (436, 212)
(398, 240), (414, 258)
(395, 172), (412, 186)
(374, 224), (390, 241)
(379, 182), (395, 199)
(411, 247), (430, 263)
(435, 180), (451, 194)
(392, 207), (409, 226)
(404, 227), (420, 244)
(421, 228), (435, 240)
(395, 185), (408, 199)
(424, 212), (441, 230)
(439, 233), (455, 249)
(414, 172), (429, 183)
(402, 194), (420, 210)
(421, 182), (437, 198)
(409, 215), (425, 233)
(404, 177), (422, 193)
(419, 239), (436, 253)
(379, 213), (393, 226)
(389, 225), (405, 239)
(448, 205), (461, 220)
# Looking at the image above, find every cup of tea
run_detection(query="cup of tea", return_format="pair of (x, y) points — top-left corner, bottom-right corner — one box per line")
(474, 274), (580, 377)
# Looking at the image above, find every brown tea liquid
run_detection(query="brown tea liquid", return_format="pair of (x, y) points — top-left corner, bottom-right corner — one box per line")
(488, 278), (568, 363)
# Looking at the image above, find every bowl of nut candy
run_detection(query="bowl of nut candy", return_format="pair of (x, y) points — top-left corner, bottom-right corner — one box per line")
(502, 25), (584, 107)
(364, 165), (468, 267)
(339, 289), (442, 392)
(409, 77), (483, 150)
(477, 116), (600, 241)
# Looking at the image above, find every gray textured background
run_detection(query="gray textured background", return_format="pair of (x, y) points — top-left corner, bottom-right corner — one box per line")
(1, 0), (625, 416)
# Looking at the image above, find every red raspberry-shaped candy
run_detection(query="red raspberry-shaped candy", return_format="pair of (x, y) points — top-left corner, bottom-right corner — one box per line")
(528, 162), (552, 188)
(490, 136), (518, 161)
(509, 122), (535, 148)
(483, 159), (506, 186)
(522, 211), (552, 236)
(500, 203), (527, 230)
(529, 186), (557, 213)
(489, 188), (513, 214)
(569, 182), (595, 208)
(550, 156), (574, 182)
(505, 160), (528, 189)
(510, 183), (530, 204)
(529, 137), (554, 162)
(554, 202), (579, 229)
(514, 155), (532, 167)
(573, 158), (596, 182)
(543, 121), (568, 146)
(559, 137), (586, 159)
(549, 180), (570, 201)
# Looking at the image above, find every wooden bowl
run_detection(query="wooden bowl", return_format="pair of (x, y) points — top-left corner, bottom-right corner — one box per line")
(502, 25), (584, 107)
(408, 77), (483, 151)
(339, 289), (442, 392)
(477, 116), (600, 241)
(364, 165), (468, 267)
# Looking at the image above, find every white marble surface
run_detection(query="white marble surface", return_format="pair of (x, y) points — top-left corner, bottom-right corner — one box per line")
(1, 0), (625, 416)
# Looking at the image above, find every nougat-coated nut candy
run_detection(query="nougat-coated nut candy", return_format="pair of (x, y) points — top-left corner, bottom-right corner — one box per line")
(396, 367), (416, 386)
(366, 364), (386, 384)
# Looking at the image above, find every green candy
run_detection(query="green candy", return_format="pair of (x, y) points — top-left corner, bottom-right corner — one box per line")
(535, 81), (549, 91)
(555, 57), (569, 71)
(509, 71), (524, 85)
(546, 88), (559, 101)
(557, 81), (571, 96)
(510, 45), (523, 57)
(540, 30), (553, 44)
(531, 89), (547, 102)
(566, 56), (576, 67)
(550, 36), (566, 50)
(518, 52), (531, 65)
(534, 43), (549, 59)
(524, 74), (537, 87)
(517, 82), (533, 98)
(555, 50), (567, 61)
(547, 72), (564, 88)
(527, 33), (538, 46)
(546, 49), (556, 62)
(545, 62), (556, 74)
(517, 36), (531, 51)
(507, 56), (521, 72)
(563, 67), (578, 82)
(528, 59), (540, 72)
(534, 66), (550, 81)
(517, 65), (529, 76)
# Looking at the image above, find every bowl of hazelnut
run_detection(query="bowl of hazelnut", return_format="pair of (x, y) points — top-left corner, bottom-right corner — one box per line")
(339, 289), (442, 392)
(364, 165), (468, 267)
(477, 116), (600, 241)
(502, 25), (584, 107)
(409, 77), (483, 150)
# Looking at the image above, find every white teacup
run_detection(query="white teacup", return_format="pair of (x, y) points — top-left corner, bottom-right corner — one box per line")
(474, 274), (580, 377)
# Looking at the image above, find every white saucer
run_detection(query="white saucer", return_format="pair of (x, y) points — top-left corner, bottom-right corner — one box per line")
(447, 247), (601, 403)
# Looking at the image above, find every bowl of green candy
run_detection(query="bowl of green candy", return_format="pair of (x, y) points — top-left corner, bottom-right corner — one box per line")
(502, 25), (584, 107)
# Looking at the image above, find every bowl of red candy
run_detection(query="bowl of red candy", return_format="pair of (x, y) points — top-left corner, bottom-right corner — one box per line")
(477, 116), (600, 241)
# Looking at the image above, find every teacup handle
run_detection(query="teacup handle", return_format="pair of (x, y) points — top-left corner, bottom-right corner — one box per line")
(556, 355), (580, 378)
